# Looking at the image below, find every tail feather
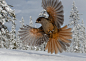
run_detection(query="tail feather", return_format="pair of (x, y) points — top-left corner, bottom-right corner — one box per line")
(59, 32), (72, 35)
(56, 40), (63, 53)
(60, 28), (72, 32)
(45, 25), (72, 54)
(60, 35), (72, 39)
(59, 25), (72, 43)
(54, 40), (58, 54)
(59, 41), (66, 51)
(45, 38), (62, 54)
(61, 25), (67, 30)
(65, 43), (70, 47)
(45, 36), (71, 54)
(60, 36), (71, 43)
(51, 39), (54, 54)
(48, 41), (51, 53)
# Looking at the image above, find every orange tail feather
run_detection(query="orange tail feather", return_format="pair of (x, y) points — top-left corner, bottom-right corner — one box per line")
(45, 25), (72, 54)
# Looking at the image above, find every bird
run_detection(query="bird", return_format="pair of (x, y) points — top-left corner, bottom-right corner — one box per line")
(18, 0), (72, 54)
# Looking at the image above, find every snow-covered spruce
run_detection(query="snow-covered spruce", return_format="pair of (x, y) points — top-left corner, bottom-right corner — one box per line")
(67, 1), (86, 53)
(0, 0), (16, 49)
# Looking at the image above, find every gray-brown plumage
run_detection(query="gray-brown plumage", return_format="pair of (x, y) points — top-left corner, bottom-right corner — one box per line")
(18, 0), (72, 54)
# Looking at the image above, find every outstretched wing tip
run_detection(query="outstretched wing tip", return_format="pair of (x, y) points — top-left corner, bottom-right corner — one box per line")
(18, 25), (49, 46)
(42, 0), (64, 28)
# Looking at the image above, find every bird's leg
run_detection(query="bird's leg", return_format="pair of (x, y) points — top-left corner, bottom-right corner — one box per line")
(48, 30), (54, 38)
(49, 31), (52, 38)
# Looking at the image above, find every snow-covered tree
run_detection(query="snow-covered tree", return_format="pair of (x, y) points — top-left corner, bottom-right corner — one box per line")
(0, 0), (16, 49)
(15, 32), (23, 50)
(68, 2), (81, 26)
(79, 19), (86, 53)
(20, 17), (25, 28)
(18, 17), (29, 50)
(29, 16), (33, 27)
(19, 17), (29, 50)
(0, 28), (9, 48)
(18, 17), (25, 49)
(9, 20), (16, 49)
(0, 27), (10, 48)
(0, 0), (16, 24)
(68, 1), (83, 53)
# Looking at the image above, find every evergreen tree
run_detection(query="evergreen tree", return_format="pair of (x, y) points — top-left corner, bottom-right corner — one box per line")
(0, 0), (16, 23)
(79, 19), (86, 53)
(0, 26), (9, 48)
(68, 1), (83, 53)
(17, 17), (25, 50)
(9, 20), (16, 49)
(0, 0), (16, 48)
(20, 17), (25, 28)
(28, 16), (35, 50)
(16, 32), (23, 50)
(19, 17), (30, 50)
(29, 16), (33, 27)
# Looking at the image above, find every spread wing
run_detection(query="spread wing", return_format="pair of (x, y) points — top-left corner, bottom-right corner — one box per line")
(42, 0), (64, 28)
(18, 25), (49, 46)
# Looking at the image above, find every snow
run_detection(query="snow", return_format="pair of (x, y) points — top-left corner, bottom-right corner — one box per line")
(0, 49), (86, 61)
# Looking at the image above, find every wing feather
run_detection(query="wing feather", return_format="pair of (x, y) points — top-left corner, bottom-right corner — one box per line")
(18, 25), (49, 46)
(42, 0), (64, 28)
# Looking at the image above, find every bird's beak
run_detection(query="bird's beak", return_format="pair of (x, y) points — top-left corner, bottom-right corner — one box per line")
(35, 21), (38, 23)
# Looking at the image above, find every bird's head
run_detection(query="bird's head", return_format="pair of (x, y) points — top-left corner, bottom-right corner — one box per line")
(35, 17), (44, 23)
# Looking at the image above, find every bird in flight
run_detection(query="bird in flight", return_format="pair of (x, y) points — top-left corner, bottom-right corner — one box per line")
(18, 0), (72, 54)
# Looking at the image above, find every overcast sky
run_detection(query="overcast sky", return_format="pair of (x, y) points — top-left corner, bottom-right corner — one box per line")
(5, 0), (86, 31)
